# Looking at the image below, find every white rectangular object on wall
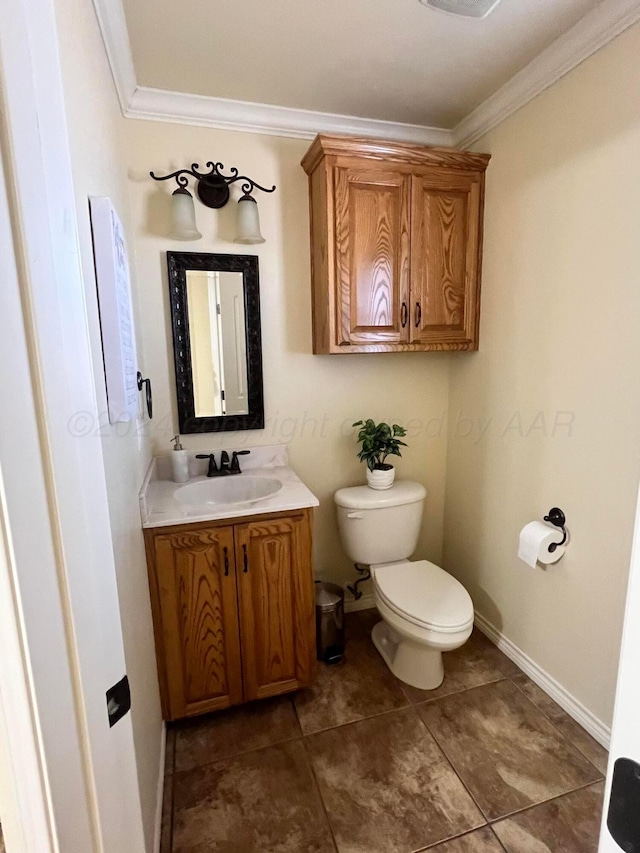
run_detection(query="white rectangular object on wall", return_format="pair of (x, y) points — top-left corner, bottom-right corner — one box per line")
(89, 196), (139, 423)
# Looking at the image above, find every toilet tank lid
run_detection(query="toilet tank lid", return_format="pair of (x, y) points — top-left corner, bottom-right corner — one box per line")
(334, 481), (426, 509)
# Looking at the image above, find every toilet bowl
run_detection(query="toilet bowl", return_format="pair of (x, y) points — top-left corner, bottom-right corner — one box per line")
(334, 481), (474, 690)
(372, 559), (473, 689)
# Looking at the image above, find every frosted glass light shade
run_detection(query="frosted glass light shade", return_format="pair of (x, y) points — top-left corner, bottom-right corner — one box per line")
(170, 189), (202, 241)
(235, 196), (265, 244)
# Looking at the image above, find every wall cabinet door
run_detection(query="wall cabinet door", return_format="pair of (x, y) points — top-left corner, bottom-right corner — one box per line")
(334, 165), (411, 346)
(235, 513), (316, 701)
(410, 171), (483, 347)
(151, 525), (242, 719)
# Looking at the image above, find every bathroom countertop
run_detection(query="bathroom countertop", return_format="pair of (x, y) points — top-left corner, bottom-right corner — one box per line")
(139, 444), (319, 529)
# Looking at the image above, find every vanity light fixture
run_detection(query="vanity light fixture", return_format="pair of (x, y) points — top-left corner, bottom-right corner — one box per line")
(150, 161), (276, 243)
(169, 187), (202, 241)
(236, 193), (265, 245)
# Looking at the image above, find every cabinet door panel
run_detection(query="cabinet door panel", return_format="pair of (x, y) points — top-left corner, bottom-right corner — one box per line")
(411, 172), (483, 347)
(334, 166), (411, 346)
(235, 513), (315, 701)
(152, 526), (242, 719)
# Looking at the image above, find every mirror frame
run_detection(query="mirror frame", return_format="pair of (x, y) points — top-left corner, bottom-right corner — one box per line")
(167, 251), (264, 433)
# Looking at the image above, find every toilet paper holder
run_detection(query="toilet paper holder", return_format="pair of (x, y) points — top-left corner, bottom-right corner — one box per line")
(543, 507), (568, 552)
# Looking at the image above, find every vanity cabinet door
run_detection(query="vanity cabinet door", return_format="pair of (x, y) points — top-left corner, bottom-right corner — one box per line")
(235, 510), (316, 701)
(149, 525), (243, 720)
(333, 164), (411, 347)
(410, 170), (483, 349)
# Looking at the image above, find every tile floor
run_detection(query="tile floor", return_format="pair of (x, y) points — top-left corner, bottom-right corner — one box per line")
(161, 610), (608, 853)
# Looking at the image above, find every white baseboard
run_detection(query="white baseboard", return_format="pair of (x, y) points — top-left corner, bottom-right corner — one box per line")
(344, 591), (376, 613)
(474, 611), (611, 749)
(152, 723), (167, 853)
(342, 593), (610, 749)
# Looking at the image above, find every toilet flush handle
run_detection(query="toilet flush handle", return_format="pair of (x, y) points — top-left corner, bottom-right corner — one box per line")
(347, 512), (364, 519)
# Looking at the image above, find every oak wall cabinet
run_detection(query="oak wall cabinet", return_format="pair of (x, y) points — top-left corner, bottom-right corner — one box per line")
(143, 508), (316, 721)
(301, 134), (490, 353)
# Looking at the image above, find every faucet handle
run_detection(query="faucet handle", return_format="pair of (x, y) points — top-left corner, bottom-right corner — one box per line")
(230, 450), (250, 473)
(196, 453), (218, 477)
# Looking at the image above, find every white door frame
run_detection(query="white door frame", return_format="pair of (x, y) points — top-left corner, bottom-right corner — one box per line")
(0, 95), (96, 853)
(599, 480), (640, 850)
(0, 163), (70, 853)
(0, 0), (145, 849)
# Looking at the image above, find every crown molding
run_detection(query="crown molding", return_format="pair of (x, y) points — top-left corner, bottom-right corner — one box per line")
(94, 0), (640, 148)
(91, 0), (136, 110)
(124, 85), (455, 146)
(452, 0), (640, 148)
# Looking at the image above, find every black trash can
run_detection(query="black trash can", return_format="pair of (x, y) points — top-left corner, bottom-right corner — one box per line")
(315, 581), (345, 664)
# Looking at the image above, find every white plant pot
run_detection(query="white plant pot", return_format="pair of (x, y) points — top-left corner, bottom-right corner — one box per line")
(366, 466), (395, 490)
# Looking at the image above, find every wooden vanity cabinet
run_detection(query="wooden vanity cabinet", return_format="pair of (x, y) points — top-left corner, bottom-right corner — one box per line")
(143, 508), (316, 721)
(301, 134), (490, 353)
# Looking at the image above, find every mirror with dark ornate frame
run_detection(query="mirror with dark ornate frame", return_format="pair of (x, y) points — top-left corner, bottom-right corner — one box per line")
(167, 252), (264, 433)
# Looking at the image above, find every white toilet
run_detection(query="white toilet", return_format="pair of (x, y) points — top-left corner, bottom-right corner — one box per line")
(334, 481), (474, 690)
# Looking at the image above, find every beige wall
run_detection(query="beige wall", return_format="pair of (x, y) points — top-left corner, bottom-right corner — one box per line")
(443, 23), (640, 726)
(54, 0), (163, 847)
(124, 122), (452, 585)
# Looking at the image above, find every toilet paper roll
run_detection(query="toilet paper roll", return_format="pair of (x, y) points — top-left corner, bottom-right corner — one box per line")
(518, 521), (566, 568)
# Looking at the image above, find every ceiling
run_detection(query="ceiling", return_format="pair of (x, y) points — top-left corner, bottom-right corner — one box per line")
(121, 0), (603, 129)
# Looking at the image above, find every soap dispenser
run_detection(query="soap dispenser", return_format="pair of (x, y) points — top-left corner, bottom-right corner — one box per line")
(170, 435), (189, 483)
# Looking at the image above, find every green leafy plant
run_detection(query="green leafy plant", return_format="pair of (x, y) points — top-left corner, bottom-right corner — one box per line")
(353, 419), (408, 471)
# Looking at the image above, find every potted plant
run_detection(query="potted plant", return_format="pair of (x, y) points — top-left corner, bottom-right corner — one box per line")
(353, 419), (408, 490)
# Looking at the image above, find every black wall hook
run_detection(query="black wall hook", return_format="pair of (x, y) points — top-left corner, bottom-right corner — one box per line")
(137, 372), (153, 419)
(544, 507), (567, 552)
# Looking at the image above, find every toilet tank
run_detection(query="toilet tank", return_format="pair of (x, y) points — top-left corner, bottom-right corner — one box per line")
(334, 482), (426, 565)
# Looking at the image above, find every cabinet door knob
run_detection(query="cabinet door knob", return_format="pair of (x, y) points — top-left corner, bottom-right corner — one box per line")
(401, 302), (408, 328)
(415, 302), (422, 328)
(223, 546), (229, 577)
(242, 543), (248, 573)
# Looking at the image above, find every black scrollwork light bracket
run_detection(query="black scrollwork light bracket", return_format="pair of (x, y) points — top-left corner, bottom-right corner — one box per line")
(149, 161), (276, 208)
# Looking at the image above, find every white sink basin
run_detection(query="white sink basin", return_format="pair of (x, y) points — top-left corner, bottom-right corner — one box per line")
(174, 476), (283, 508)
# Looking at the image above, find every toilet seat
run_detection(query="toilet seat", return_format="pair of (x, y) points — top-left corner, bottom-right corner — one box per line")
(373, 560), (474, 633)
